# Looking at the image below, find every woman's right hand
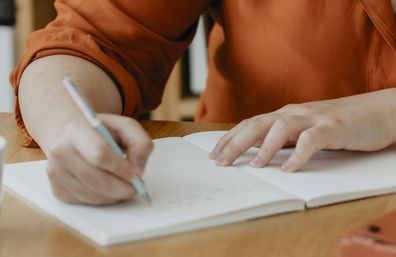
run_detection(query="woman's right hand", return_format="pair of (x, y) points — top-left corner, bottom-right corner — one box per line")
(46, 114), (153, 205)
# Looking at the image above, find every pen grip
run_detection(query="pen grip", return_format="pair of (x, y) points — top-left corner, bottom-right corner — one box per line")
(95, 124), (147, 195)
(95, 125), (125, 156)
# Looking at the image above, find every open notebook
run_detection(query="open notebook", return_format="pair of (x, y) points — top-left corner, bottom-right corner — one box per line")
(4, 131), (396, 246)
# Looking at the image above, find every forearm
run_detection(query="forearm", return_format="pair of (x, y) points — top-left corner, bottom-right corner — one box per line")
(18, 55), (123, 153)
(337, 87), (396, 144)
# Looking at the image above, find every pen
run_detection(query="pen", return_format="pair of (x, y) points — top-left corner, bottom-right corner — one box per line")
(62, 75), (152, 204)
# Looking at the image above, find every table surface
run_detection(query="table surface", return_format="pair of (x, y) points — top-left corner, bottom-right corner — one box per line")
(1, 112), (395, 257)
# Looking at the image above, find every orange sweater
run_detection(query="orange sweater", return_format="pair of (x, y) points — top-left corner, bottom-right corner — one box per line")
(10, 0), (396, 147)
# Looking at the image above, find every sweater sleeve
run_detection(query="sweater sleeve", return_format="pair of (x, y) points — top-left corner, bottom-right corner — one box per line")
(10, 0), (209, 147)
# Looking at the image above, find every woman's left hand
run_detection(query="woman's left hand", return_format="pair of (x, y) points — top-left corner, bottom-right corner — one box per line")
(209, 88), (396, 172)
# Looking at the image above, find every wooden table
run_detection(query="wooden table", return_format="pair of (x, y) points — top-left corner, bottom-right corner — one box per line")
(1, 112), (395, 257)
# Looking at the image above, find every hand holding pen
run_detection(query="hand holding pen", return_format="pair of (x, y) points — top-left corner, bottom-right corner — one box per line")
(45, 76), (153, 205)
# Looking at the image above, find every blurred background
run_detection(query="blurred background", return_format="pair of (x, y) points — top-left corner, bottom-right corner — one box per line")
(0, 0), (16, 112)
(0, 0), (210, 121)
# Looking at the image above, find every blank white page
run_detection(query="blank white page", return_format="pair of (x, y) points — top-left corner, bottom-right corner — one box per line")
(243, 146), (396, 207)
(183, 131), (227, 153)
(184, 131), (396, 208)
(4, 137), (300, 246)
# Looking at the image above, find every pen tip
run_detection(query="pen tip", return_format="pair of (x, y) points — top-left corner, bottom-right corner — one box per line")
(143, 193), (152, 204)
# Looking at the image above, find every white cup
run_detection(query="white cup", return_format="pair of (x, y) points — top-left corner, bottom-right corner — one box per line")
(0, 137), (6, 203)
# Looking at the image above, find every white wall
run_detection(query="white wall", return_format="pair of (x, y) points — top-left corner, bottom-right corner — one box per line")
(0, 25), (15, 112)
(189, 17), (208, 95)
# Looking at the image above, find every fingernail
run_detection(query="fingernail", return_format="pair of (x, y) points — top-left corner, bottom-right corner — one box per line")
(281, 161), (294, 172)
(250, 156), (262, 168)
(215, 153), (226, 166)
(209, 147), (219, 159)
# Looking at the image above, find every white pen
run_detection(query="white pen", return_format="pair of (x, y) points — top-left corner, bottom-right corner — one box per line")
(62, 75), (152, 204)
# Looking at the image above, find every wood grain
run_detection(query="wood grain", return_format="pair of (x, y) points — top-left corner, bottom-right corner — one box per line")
(0, 113), (395, 257)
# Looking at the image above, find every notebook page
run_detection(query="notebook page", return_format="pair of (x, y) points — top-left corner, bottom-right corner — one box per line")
(184, 131), (396, 207)
(183, 131), (227, 153)
(4, 137), (302, 246)
(242, 146), (396, 207)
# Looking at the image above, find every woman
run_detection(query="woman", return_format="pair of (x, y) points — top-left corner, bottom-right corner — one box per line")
(11, 0), (396, 204)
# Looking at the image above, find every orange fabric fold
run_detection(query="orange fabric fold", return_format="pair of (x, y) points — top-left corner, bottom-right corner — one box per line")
(10, 0), (206, 147)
